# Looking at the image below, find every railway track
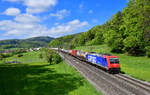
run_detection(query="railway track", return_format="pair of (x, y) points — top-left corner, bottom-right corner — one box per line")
(115, 74), (150, 93)
(59, 51), (150, 95)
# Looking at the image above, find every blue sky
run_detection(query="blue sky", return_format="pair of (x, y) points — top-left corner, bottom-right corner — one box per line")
(0, 0), (127, 40)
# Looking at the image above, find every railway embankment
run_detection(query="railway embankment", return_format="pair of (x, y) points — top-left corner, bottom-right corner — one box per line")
(59, 51), (150, 95)
(75, 45), (150, 82)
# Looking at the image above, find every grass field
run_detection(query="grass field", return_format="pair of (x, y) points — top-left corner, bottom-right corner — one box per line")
(0, 51), (101, 95)
(0, 51), (46, 64)
(75, 45), (150, 82)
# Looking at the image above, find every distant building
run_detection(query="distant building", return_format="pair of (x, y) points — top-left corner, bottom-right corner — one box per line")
(29, 47), (42, 51)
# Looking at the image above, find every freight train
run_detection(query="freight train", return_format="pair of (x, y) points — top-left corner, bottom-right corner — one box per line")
(60, 49), (120, 73)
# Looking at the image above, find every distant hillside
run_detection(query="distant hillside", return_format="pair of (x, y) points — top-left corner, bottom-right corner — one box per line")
(48, 25), (103, 49)
(49, 33), (81, 49)
(0, 36), (54, 49)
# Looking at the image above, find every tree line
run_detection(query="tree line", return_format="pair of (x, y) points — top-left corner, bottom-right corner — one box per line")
(0, 36), (53, 49)
(49, 0), (150, 57)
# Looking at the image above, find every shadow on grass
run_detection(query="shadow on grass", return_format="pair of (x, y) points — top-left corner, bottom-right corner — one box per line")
(120, 71), (126, 74)
(0, 64), (84, 95)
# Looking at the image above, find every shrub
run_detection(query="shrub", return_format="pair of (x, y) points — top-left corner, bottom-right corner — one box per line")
(13, 49), (27, 55)
(45, 49), (54, 64)
(145, 46), (150, 58)
(146, 51), (150, 58)
(43, 49), (62, 64)
(123, 36), (145, 56)
(104, 30), (124, 53)
(3, 53), (13, 58)
(18, 54), (23, 57)
(39, 53), (43, 59)
(0, 53), (4, 60)
(52, 53), (62, 64)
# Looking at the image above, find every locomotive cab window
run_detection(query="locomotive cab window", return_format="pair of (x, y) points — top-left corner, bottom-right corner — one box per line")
(109, 58), (119, 64)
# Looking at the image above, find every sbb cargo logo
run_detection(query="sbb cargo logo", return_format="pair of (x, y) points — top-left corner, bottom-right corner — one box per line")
(88, 55), (96, 63)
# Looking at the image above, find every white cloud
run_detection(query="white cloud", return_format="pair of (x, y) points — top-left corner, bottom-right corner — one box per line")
(92, 19), (98, 23)
(54, 22), (59, 26)
(4, 8), (20, 16)
(0, 13), (44, 37)
(46, 19), (88, 37)
(79, 2), (84, 9)
(50, 9), (70, 19)
(0, 19), (88, 38)
(14, 14), (41, 23)
(88, 10), (93, 14)
(25, 0), (57, 14)
(1, 0), (88, 38)
(29, 19), (89, 38)
(0, 20), (17, 31)
(3, 0), (21, 2)
(0, 20), (46, 37)
(4, 0), (57, 14)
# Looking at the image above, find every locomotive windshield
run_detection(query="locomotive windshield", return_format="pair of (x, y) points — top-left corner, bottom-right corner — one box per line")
(109, 58), (119, 64)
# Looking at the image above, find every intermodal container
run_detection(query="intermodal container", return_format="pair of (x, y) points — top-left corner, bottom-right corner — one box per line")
(86, 54), (108, 69)
(72, 50), (77, 56)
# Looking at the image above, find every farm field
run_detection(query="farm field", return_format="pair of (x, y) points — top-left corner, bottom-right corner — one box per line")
(75, 44), (150, 82)
(0, 51), (101, 95)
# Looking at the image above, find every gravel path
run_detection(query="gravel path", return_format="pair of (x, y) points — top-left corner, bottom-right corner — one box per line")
(59, 52), (150, 95)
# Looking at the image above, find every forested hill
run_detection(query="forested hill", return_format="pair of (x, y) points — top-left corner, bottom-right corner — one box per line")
(0, 36), (54, 49)
(49, 33), (81, 49)
(49, 0), (150, 57)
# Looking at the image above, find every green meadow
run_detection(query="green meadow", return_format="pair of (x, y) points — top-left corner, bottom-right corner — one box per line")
(75, 45), (150, 82)
(0, 51), (101, 95)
